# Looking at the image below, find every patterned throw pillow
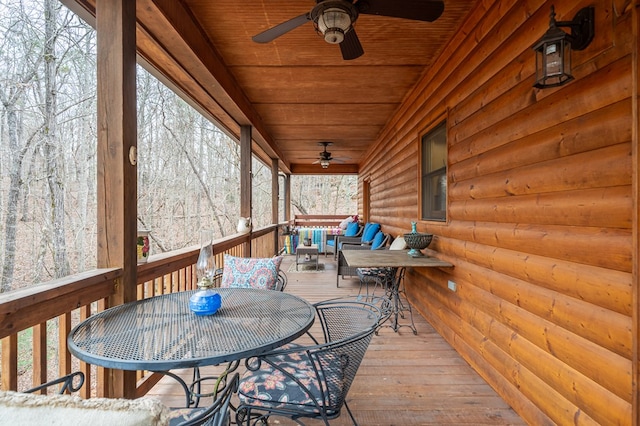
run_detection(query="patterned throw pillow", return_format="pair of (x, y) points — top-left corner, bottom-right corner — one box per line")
(221, 255), (283, 290)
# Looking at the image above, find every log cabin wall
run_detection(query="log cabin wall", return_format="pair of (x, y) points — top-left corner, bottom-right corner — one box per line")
(359, 0), (636, 424)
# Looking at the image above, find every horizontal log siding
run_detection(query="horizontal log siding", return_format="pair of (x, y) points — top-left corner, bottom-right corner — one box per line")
(359, 0), (635, 424)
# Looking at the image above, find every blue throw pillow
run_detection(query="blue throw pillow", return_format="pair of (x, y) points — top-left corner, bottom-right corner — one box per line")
(370, 231), (385, 250)
(362, 223), (380, 243)
(344, 222), (359, 237)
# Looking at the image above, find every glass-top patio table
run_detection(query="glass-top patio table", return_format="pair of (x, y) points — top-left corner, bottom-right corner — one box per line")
(68, 288), (315, 404)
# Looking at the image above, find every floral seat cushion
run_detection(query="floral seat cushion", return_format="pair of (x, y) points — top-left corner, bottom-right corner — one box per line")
(221, 255), (283, 290)
(237, 349), (342, 413)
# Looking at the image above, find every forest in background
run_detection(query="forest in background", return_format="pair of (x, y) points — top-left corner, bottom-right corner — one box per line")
(0, 0), (357, 293)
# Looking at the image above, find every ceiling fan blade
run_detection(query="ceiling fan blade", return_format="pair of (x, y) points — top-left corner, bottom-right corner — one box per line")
(340, 29), (364, 60)
(252, 13), (311, 43)
(357, 0), (444, 22)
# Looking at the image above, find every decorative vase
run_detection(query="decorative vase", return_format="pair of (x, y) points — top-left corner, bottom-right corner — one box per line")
(189, 230), (222, 316)
(404, 221), (433, 257)
(137, 230), (150, 264)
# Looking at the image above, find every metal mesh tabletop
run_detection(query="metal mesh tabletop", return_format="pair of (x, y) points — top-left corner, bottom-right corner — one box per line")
(68, 288), (315, 371)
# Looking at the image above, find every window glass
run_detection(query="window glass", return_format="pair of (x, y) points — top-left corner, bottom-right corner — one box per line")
(421, 122), (447, 221)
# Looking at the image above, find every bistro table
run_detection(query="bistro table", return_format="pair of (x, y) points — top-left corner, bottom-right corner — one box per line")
(341, 250), (452, 334)
(68, 288), (315, 404)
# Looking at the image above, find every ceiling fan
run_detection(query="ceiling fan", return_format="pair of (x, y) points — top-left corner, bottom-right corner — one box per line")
(252, 0), (445, 60)
(312, 142), (345, 168)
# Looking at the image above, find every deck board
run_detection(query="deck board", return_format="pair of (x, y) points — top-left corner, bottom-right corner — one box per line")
(147, 255), (524, 425)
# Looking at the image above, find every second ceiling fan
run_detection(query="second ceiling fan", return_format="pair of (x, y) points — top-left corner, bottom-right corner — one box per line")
(252, 0), (445, 60)
(313, 142), (347, 168)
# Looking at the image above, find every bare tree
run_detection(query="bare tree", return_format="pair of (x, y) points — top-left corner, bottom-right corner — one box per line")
(40, 0), (70, 278)
(0, 0), (45, 292)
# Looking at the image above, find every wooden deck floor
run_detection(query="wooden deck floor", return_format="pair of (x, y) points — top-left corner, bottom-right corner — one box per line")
(148, 255), (525, 425)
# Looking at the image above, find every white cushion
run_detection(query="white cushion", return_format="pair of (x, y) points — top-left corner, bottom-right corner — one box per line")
(389, 236), (407, 250)
(0, 390), (170, 426)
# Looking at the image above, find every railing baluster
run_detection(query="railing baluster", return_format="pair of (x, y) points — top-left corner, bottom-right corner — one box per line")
(33, 323), (47, 393)
(59, 313), (72, 381)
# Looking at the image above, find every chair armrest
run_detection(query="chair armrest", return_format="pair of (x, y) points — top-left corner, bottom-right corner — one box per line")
(24, 371), (84, 395)
(336, 235), (362, 245)
(341, 243), (371, 251)
(275, 271), (287, 291)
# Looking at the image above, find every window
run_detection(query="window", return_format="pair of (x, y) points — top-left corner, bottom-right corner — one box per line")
(421, 121), (447, 221)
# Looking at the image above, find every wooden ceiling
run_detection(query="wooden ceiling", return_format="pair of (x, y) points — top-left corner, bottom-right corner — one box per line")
(66, 0), (478, 174)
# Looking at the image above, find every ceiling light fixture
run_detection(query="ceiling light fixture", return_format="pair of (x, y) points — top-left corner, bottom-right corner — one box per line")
(312, 1), (358, 44)
(531, 6), (594, 89)
(320, 159), (330, 169)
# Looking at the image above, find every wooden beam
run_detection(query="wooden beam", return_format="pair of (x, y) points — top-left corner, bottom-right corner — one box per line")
(96, 0), (137, 399)
(290, 163), (359, 174)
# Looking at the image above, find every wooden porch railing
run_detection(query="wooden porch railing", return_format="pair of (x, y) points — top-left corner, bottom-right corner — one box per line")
(0, 224), (283, 398)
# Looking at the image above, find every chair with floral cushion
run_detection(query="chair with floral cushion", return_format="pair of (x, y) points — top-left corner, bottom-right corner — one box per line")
(235, 298), (385, 426)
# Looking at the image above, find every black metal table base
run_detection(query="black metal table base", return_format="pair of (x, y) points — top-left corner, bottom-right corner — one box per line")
(360, 267), (417, 335)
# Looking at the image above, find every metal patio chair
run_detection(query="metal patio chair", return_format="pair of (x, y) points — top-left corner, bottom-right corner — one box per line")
(235, 298), (386, 426)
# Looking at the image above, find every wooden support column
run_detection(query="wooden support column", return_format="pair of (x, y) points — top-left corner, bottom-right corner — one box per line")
(632, 2), (639, 424)
(272, 158), (279, 254)
(96, 0), (137, 399)
(284, 173), (291, 224)
(240, 125), (252, 256)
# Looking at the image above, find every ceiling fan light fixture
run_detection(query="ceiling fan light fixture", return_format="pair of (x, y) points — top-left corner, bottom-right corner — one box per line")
(311, 2), (358, 45)
(320, 159), (330, 169)
(317, 8), (350, 44)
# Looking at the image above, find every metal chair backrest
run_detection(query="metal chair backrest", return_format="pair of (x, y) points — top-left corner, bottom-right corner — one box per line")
(313, 298), (383, 343)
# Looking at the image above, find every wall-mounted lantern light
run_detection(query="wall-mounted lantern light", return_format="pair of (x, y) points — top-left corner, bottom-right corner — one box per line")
(532, 6), (594, 88)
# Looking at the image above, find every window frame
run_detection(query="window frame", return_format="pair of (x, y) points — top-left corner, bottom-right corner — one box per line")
(420, 120), (447, 222)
